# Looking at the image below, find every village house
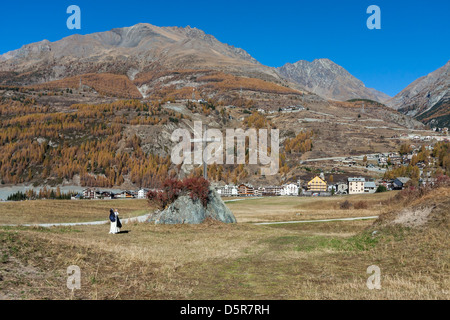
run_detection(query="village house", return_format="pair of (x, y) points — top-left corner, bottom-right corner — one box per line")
(100, 191), (114, 200)
(282, 183), (299, 196)
(238, 184), (255, 197)
(389, 156), (403, 166)
(115, 191), (125, 199)
(137, 189), (149, 199)
(266, 186), (284, 196)
(416, 162), (426, 169)
(388, 152), (398, 158)
(253, 187), (263, 197)
(421, 177), (437, 186)
(348, 178), (365, 195)
(71, 194), (82, 200)
(379, 180), (393, 191)
(307, 176), (327, 193)
(82, 188), (100, 200)
(377, 155), (387, 165)
(364, 181), (377, 194)
(257, 185), (283, 196)
(217, 185), (238, 197)
(280, 105), (305, 113)
(393, 177), (411, 190)
(116, 191), (135, 199)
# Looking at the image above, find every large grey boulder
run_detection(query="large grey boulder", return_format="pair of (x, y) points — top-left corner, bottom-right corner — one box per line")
(147, 188), (237, 225)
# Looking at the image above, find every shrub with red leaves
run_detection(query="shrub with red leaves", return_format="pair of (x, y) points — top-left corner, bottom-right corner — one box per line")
(147, 177), (210, 210)
(387, 174), (450, 205)
(162, 178), (184, 204)
(436, 174), (450, 187)
(183, 177), (210, 207)
(147, 192), (165, 210)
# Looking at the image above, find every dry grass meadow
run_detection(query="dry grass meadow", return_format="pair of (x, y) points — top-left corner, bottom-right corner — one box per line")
(0, 199), (150, 225)
(0, 191), (448, 300)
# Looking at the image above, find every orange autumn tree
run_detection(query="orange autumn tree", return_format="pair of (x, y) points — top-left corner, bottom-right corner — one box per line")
(0, 99), (176, 187)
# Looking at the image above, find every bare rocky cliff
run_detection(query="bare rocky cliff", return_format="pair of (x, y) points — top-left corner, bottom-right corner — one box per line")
(386, 61), (450, 127)
(277, 58), (390, 103)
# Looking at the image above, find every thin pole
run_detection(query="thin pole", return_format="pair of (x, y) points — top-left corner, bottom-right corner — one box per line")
(203, 124), (207, 180)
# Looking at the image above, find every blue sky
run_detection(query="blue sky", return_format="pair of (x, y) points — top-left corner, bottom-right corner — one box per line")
(0, 0), (448, 96)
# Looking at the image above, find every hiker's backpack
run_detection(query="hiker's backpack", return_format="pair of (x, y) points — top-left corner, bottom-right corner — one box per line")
(109, 212), (116, 222)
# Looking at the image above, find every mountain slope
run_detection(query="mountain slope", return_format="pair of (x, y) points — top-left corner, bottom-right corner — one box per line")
(0, 23), (282, 86)
(277, 59), (390, 103)
(386, 61), (450, 127)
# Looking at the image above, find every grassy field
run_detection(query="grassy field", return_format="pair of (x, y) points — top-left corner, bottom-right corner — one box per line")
(0, 192), (394, 225)
(226, 192), (396, 223)
(0, 191), (448, 300)
(0, 199), (150, 225)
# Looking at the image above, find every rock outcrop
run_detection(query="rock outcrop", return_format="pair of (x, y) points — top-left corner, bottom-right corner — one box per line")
(277, 58), (390, 103)
(386, 60), (449, 127)
(147, 187), (237, 225)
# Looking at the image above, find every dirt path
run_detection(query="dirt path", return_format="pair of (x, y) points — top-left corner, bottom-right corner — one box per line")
(2, 213), (379, 228)
(253, 216), (379, 225)
(1, 213), (152, 228)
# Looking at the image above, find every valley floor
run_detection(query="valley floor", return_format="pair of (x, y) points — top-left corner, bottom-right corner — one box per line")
(0, 192), (448, 300)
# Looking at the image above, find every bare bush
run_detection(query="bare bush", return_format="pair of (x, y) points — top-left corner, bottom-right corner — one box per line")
(354, 201), (369, 210)
(340, 200), (352, 210)
(383, 174), (450, 207)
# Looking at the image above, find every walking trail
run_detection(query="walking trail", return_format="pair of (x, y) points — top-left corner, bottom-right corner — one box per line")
(253, 216), (379, 225)
(1, 213), (152, 228)
(2, 214), (379, 228)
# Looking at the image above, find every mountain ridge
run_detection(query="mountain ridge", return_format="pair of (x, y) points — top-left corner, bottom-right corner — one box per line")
(0, 23), (282, 85)
(386, 60), (449, 127)
(0, 22), (422, 107)
(277, 58), (391, 103)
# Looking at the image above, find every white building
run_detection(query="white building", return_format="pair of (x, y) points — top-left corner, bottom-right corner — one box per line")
(217, 185), (238, 197)
(260, 186), (283, 196)
(348, 178), (365, 195)
(378, 157), (387, 166)
(137, 189), (149, 199)
(82, 188), (100, 199)
(282, 183), (299, 196)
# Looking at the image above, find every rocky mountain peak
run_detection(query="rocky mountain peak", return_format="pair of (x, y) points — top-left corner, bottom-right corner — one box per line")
(278, 58), (389, 102)
(386, 60), (449, 127)
(0, 23), (275, 85)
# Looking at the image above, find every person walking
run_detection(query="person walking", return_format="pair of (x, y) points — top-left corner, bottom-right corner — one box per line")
(115, 208), (122, 232)
(109, 208), (120, 234)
